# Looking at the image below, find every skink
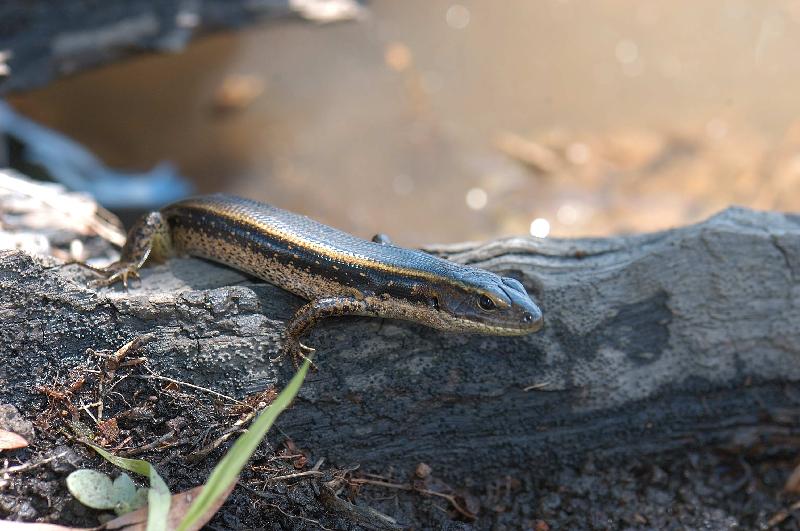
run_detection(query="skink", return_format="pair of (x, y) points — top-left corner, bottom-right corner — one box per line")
(94, 194), (544, 363)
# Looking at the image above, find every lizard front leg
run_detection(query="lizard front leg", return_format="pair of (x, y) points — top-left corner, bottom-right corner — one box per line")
(282, 296), (378, 367)
(92, 211), (173, 288)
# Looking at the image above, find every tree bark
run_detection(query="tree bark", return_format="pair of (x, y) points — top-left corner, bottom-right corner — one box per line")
(3, 206), (800, 478)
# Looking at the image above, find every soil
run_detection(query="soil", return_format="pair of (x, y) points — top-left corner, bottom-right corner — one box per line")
(2, 343), (799, 530)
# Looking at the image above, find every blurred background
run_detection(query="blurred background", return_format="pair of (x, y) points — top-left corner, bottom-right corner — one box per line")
(7, 0), (800, 246)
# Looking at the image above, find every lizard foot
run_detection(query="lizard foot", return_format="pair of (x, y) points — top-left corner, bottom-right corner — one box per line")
(271, 338), (317, 371)
(87, 262), (142, 290)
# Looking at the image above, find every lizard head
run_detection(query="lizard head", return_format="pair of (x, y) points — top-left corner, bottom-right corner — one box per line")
(423, 271), (544, 335)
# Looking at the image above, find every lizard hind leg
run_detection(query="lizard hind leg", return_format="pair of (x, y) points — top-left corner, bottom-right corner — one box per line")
(277, 296), (376, 368)
(91, 211), (172, 289)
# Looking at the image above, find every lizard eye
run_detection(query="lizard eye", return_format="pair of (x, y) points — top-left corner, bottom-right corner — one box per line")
(429, 296), (440, 310)
(478, 295), (496, 311)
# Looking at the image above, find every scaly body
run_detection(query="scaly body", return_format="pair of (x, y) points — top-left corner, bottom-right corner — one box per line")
(97, 194), (543, 363)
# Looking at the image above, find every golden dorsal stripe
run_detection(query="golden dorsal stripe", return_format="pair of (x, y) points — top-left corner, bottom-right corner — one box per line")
(177, 200), (478, 291)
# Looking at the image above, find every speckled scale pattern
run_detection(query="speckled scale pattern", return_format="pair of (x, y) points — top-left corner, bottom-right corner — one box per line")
(164, 194), (496, 289)
(104, 194), (543, 343)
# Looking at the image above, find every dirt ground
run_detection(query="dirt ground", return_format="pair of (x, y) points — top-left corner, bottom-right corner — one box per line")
(2, 335), (800, 530)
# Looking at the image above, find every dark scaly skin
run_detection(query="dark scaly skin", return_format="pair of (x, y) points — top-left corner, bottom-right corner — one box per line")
(96, 194), (544, 365)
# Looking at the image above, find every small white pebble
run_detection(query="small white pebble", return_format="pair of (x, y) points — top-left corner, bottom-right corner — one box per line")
(70, 239), (85, 261)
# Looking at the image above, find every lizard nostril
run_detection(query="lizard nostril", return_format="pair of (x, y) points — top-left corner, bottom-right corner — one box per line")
(522, 312), (534, 323)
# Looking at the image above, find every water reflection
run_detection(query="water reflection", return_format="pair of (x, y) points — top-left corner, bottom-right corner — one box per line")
(8, 0), (800, 245)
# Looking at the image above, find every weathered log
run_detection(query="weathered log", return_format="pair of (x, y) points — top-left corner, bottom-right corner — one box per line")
(3, 206), (800, 480)
(0, 0), (363, 95)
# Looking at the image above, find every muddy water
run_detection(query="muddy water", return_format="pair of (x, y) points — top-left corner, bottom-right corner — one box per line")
(9, 0), (800, 244)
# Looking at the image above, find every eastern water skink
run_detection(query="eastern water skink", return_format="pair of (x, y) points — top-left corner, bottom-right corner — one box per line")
(92, 194), (544, 363)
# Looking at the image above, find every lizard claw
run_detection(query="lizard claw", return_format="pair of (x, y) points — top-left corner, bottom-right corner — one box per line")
(87, 262), (141, 290)
(271, 338), (317, 371)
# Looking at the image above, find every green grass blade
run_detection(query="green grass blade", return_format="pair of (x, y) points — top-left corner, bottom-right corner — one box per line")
(88, 443), (171, 531)
(176, 359), (311, 531)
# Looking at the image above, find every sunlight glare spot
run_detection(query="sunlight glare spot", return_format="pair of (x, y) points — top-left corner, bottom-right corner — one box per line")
(446, 4), (471, 30)
(615, 40), (639, 64)
(530, 218), (551, 238)
(465, 188), (488, 210)
(557, 204), (579, 225)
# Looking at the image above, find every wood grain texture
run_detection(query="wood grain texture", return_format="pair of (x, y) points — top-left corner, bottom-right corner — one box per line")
(2, 206), (800, 478)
